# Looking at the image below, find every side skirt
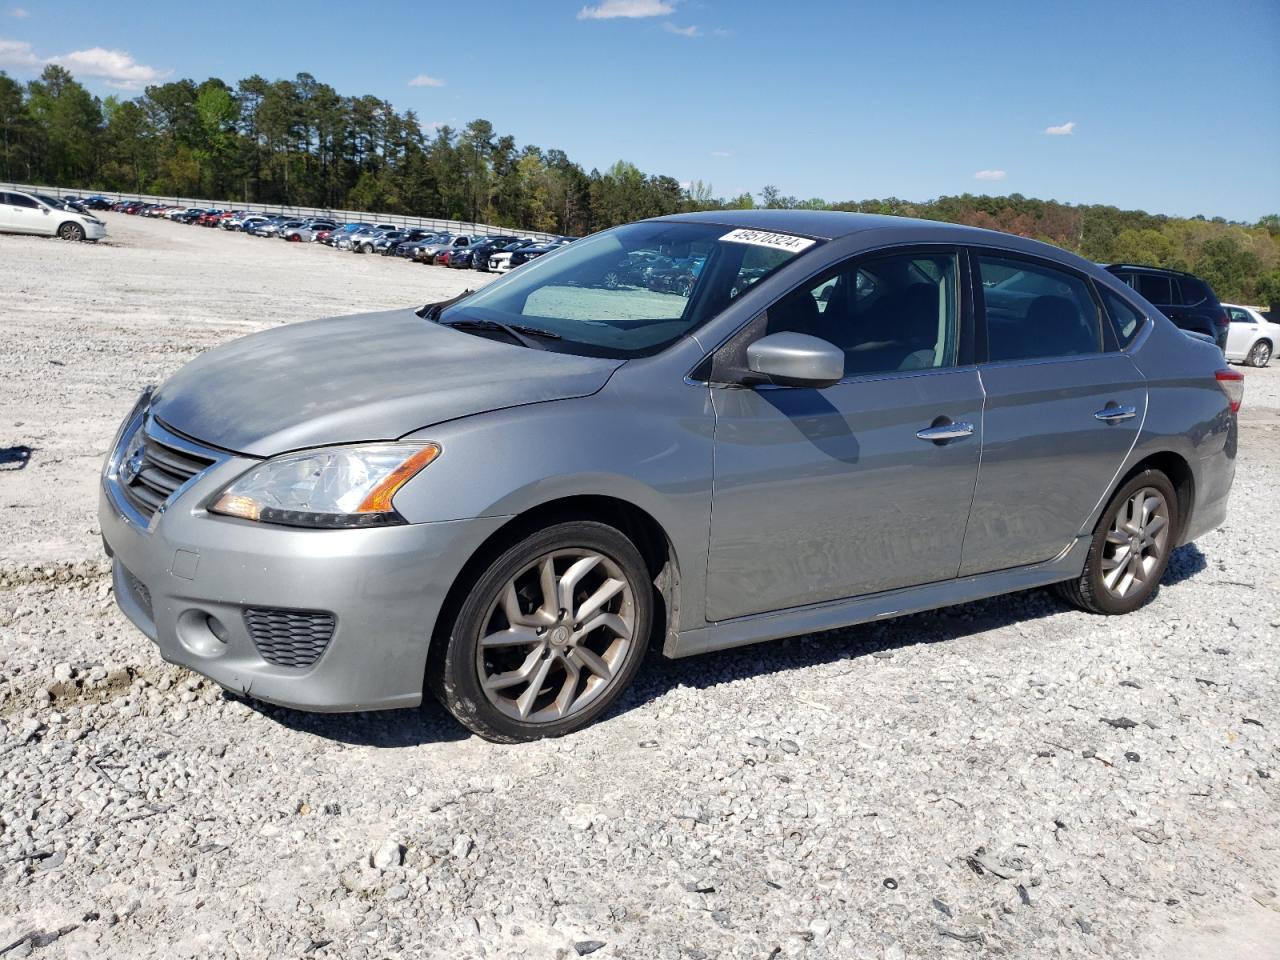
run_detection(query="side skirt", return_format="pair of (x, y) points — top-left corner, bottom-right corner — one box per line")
(669, 535), (1090, 658)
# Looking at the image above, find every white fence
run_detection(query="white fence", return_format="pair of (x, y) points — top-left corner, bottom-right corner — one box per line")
(0, 181), (557, 241)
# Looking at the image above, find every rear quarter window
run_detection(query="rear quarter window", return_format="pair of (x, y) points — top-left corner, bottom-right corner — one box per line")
(1100, 288), (1147, 349)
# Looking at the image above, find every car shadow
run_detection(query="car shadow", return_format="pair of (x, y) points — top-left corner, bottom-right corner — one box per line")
(234, 695), (470, 747)
(233, 543), (1212, 746)
(0, 445), (33, 471)
(616, 541), (1214, 718)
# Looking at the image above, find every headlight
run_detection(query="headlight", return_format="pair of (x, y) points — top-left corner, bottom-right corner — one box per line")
(209, 443), (439, 529)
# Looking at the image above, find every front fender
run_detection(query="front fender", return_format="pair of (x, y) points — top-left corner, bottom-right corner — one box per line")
(394, 377), (717, 628)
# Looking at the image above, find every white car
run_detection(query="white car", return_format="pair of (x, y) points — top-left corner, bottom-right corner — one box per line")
(488, 251), (515, 273)
(0, 189), (106, 241)
(1224, 303), (1278, 367)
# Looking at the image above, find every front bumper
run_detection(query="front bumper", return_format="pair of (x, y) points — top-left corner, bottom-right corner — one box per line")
(99, 438), (509, 712)
(83, 221), (107, 240)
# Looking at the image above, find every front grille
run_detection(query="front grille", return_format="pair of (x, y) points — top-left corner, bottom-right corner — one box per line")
(118, 423), (216, 522)
(244, 608), (336, 668)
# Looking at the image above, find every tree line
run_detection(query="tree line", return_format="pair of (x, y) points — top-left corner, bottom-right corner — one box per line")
(2, 65), (1277, 304)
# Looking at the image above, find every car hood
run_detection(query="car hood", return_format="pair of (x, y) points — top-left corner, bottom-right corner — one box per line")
(151, 307), (624, 457)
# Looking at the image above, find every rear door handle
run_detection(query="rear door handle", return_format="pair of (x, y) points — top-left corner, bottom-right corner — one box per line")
(1094, 404), (1137, 423)
(916, 421), (975, 442)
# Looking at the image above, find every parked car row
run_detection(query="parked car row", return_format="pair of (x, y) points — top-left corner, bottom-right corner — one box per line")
(97, 200), (579, 272)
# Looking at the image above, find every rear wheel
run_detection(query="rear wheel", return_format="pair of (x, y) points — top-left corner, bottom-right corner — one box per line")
(428, 521), (651, 742)
(1248, 340), (1272, 367)
(58, 222), (85, 241)
(1056, 469), (1178, 615)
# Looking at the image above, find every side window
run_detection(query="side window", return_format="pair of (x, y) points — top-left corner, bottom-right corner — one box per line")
(1227, 307), (1253, 323)
(766, 251), (960, 377)
(1137, 273), (1172, 305)
(8, 193), (38, 209)
(1100, 288), (1146, 348)
(977, 255), (1102, 362)
(1178, 278), (1206, 305)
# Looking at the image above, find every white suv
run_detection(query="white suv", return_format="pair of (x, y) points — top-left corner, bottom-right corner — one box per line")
(1224, 303), (1278, 367)
(0, 190), (107, 241)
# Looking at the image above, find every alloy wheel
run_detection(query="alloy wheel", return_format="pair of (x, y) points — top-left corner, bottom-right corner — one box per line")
(1101, 487), (1171, 599)
(475, 548), (635, 724)
(59, 223), (84, 241)
(1251, 342), (1271, 367)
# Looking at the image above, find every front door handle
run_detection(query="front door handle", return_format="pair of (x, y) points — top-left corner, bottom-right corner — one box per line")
(916, 421), (975, 442)
(1094, 404), (1137, 423)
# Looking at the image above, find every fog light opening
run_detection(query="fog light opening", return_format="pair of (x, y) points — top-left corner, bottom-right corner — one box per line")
(206, 615), (229, 645)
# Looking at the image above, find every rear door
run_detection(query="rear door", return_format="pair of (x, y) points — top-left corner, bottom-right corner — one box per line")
(960, 252), (1146, 575)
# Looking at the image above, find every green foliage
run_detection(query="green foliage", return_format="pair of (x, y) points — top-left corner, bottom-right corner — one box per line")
(1, 65), (1274, 301)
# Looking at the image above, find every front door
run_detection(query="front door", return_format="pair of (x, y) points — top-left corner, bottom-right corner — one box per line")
(706, 248), (983, 622)
(959, 252), (1146, 575)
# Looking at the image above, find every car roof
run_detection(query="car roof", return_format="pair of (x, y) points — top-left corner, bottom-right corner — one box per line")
(655, 209), (973, 240)
(1103, 263), (1197, 279)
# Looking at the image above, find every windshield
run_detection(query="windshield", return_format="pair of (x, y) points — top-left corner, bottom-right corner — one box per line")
(439, 221), (817, 358)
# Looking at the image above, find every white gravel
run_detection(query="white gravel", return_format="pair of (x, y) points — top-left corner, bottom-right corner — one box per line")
(2, 215), (1279, 959)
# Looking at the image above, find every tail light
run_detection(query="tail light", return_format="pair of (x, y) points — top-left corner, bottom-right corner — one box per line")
(1215, 308), (1230, 329)
(1216, 368), (1244, 413)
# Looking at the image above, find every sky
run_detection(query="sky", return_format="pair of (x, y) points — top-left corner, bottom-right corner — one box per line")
(1, 0), (1277, 222)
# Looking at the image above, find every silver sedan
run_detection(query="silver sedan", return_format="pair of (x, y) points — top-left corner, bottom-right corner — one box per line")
(100, 211), (1240, 740)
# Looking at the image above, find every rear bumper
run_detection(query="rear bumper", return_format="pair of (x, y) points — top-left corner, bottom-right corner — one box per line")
(99, 463), (509, 712)
(1184, 413), (1236, 543)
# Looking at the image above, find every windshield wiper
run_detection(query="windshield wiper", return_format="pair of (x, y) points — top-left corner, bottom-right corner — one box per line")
(440, 318), (561, 349)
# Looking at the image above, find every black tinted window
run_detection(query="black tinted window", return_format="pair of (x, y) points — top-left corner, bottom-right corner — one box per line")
(1176, 278), (1206, 305)
(978, 256), (1102, 361)
(1100, 288), (1146, 348)
(7, 193), (39, 208)
(767, 251), (960, 377)
(1137, 274), (1172, 304)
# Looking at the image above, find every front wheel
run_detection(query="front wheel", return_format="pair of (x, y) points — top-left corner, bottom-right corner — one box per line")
(58, 222), (86, 241)
(429, 521), (652, 742)
(1248, 340), (1272, 368)
(1056, 469), (1178, 615)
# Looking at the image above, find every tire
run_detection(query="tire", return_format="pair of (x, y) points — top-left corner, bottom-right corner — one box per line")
(428, 520), (652, 742)
(1248, 340), (1272, 368)
(1056, 469), (1178, 615)
(58, 222), (85, 241)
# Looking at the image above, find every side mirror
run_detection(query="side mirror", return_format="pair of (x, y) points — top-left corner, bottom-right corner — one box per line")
(745, 332), (844, 389)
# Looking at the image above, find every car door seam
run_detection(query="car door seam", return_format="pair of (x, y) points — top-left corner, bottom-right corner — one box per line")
(954, 366), (989, 578)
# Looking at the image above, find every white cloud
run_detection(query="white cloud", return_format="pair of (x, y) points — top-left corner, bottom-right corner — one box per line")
(973, 169), (1007, 181)
(1044, 120), (1076, 136)
(50, 46), (165, 88)
(712, 27), (733, 37)
(408, 73), (445, 87)
(578, 0), (674, 20)
(0, 36), (37, 67)
(0, 37), (165, 88)
(662, 22), (700, 37)
(8, 7), (30, 18)
(710, 150), (733, 158)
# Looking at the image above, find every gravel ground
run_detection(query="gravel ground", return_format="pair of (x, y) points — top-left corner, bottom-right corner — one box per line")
(2, 215), (1279, 959)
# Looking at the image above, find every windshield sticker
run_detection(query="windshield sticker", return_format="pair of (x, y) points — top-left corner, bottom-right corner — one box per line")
(720, 228), (816, 254)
